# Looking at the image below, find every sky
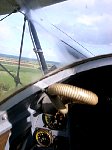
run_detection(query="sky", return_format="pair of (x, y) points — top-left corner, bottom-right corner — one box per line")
(0, 0), (112, 63)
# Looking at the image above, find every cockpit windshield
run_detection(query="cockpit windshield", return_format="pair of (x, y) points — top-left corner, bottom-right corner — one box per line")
(0, 0), (112, 103)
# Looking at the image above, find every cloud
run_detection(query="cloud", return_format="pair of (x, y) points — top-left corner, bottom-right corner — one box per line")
(38, 0), (112, 45)
(77, 15), (101, 26)
(0, 22), (14, 40)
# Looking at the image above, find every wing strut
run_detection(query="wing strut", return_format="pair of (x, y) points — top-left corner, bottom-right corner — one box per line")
(28, 20), (48, 75)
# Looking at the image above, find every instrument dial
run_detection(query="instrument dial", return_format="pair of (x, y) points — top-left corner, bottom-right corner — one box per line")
(35, 129), (52, 147)
(42, 112), (67, 130)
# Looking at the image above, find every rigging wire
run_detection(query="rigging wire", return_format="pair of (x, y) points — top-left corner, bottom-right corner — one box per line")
(16, 16), (27, 86)
(0, 63), (22, 86)
(50, 23), (95, 57)
(61, 40), (87, 58)
(0, 8), (19, 22)
(0, 13), (13, 21)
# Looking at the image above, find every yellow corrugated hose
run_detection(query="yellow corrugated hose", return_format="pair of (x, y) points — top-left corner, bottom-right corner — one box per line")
(47, 83), (98, 114)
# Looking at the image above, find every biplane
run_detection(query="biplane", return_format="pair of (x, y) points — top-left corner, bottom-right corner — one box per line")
(0, 0), (112, 149)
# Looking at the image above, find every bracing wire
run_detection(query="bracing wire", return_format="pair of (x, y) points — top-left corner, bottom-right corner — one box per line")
(16, 16), (26, 86)
(0, 13), (13, 21)
(51, 23), (95, 56)
(61, 40), (87, 58)
(0, 8), (19, 22)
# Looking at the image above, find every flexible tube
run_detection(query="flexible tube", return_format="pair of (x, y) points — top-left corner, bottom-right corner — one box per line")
(47, 83), (98, 105)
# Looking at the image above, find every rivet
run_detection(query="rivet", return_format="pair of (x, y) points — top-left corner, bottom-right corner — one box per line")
(2, 114), (8, 120)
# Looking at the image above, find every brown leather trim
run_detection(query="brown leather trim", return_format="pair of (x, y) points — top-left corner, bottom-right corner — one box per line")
(0, 131), (10, 150)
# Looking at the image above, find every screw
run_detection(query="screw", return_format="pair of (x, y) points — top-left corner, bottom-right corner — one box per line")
(2, 114), (8, 120)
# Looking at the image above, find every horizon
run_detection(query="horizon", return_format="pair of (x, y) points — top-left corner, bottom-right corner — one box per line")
(0, 53), (60, 64)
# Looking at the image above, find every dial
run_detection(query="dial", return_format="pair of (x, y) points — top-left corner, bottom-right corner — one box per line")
(35, 129), (52, 147)
(42, 112), (67, 130)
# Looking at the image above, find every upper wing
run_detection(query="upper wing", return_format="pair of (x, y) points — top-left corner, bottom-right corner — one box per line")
(0, 0), (66, 15)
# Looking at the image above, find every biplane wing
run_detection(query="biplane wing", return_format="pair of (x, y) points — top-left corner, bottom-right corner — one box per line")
(0, 0), (66, 15)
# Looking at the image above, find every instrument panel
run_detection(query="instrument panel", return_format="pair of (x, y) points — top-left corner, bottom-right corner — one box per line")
(30, 112), (69, 149)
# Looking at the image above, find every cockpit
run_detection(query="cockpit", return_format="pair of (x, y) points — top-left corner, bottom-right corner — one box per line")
(0, 0), (112, 150)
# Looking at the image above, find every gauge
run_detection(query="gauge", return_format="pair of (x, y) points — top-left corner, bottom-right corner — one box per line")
(42, 112), (67, 130)
(35, 129), (52, 147)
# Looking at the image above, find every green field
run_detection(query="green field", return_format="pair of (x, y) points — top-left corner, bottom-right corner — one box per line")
(0, 63), (43, 103)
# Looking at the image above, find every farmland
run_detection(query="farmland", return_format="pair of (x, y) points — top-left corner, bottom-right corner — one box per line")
(0, 54), (43, 103)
